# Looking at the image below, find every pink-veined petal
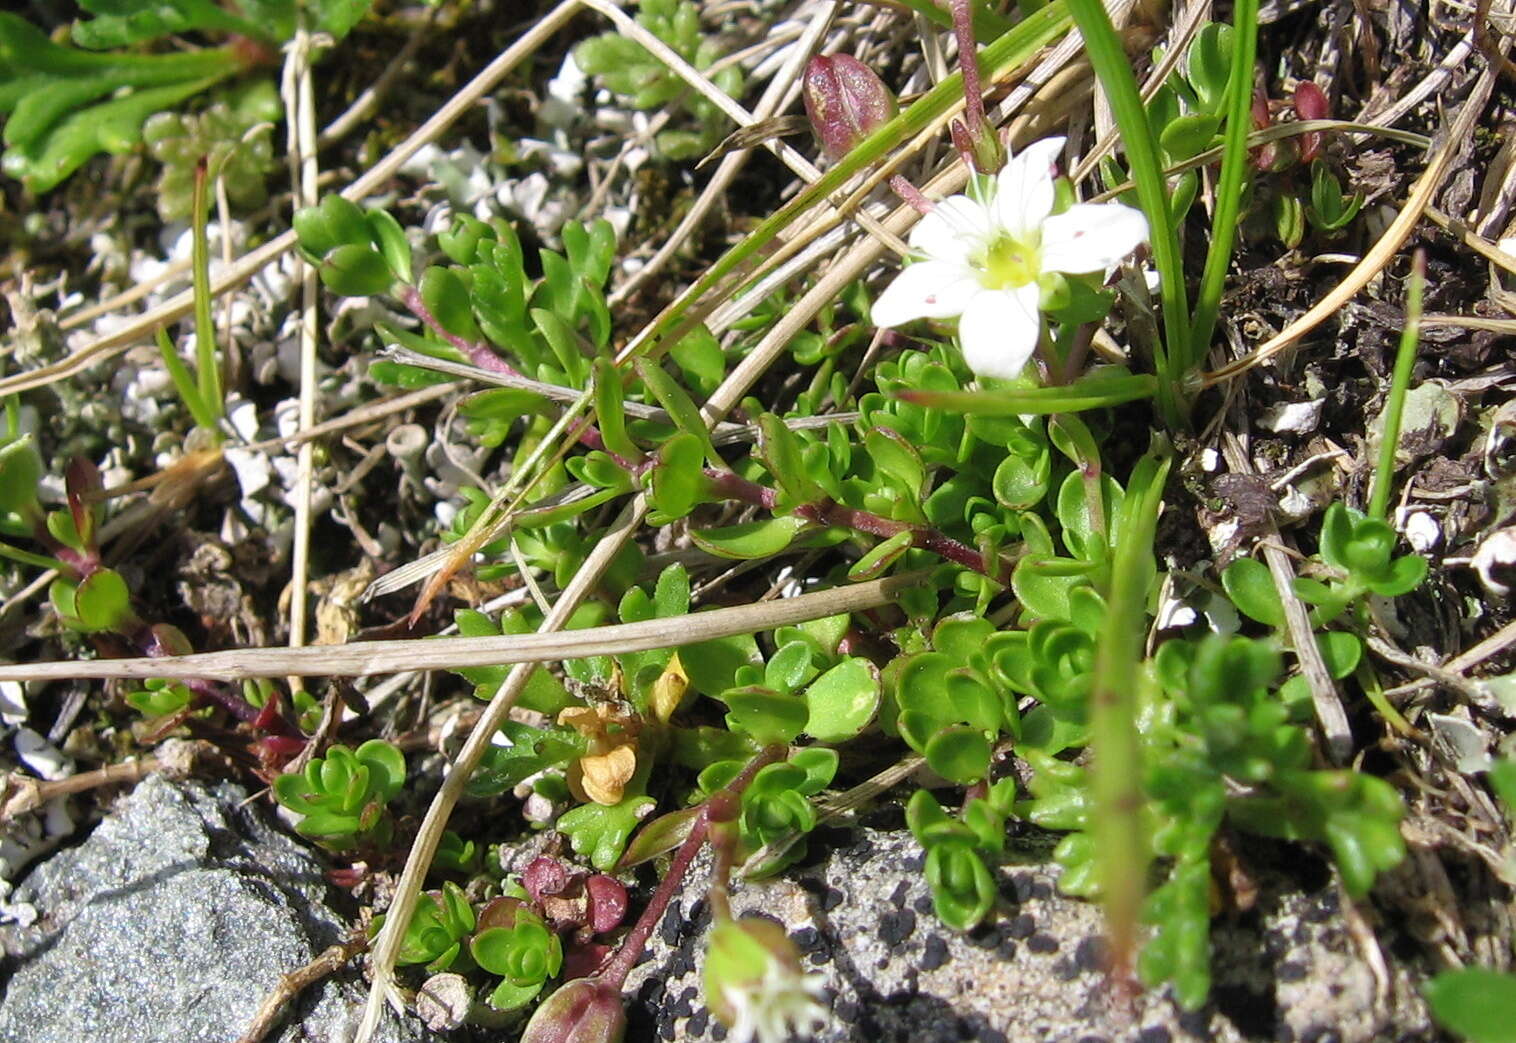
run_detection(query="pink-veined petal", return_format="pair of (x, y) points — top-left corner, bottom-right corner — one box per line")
(957, 284), (1042, 380)
(908, 194), (992, 262)
(1040, 202), (1148, 274)
(991, 137), (1065, 237)
(872, 259), (980, 327)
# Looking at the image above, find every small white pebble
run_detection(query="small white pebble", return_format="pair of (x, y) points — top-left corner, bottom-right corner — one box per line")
(1402, 510), (1441, 553)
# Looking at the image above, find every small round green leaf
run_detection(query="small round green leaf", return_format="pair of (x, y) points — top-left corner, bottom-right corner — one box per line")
(803, 657), (880, 743)
(73, 568), (131, 632)
(320, 245), (394, 296)
(924, 725), (993, 784)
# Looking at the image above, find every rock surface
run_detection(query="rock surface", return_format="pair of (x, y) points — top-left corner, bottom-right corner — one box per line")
(623, 820), (1440, 1043)
(0, 775), (436, 1043)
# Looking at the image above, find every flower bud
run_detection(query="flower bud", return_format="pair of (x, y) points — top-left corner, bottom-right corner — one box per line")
(1293, 81), (1329, 163)
(703, 917), (826, 1043)
(803, 54), (898, 162)
(519, 978), (626, 1043)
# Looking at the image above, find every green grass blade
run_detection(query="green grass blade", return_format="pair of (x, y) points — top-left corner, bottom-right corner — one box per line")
(1189, 0), (1259, 373)
(1063, 0), (1190, 423)
(155, 327), (218, 434)
(896, 372), (1157, 414)
(1367, 251), (1425, 520)
(189, 157), (224, 438)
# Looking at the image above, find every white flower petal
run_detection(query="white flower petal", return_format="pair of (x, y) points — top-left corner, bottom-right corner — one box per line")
(957, 284), (1042, 380)
(1040, 202), (1148, 274)
(992, 136), (1064, 237)
(872, 260), (980, 327)
(909, 194), (991, 261)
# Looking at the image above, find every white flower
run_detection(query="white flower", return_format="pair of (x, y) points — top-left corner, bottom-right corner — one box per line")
(722, 958), (828, 1043)
(872, 137), (1149, 380)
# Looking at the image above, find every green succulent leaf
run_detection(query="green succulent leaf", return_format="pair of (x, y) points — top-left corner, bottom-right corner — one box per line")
(1221, 557), (1284, 627)
(73, 568), (132, 632)
(924, 725), (993, 785)
(691, 516), (809, 561)
(803, 657), (881, 743)
(557, 794), (657, 872)
(1425, 968), (1516, 1043)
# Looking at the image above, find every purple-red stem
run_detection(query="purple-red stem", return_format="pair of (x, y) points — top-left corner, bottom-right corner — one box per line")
(598, 745), (784, 990)
(398, 284), (523, 379)
(701, 467), (997, 580)
(950, 0), (989, 146)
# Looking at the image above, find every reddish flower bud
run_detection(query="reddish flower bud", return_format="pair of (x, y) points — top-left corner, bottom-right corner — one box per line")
(1293, 81), (1328, 163)
(803, 54), (897, 163)
(519, 978), (626, 1043)
(523, 856), (572, 903)
(1292, 81), (1329, 121)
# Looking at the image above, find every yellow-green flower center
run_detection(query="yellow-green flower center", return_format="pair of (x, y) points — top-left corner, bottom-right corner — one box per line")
(979, 233), (1041, 291)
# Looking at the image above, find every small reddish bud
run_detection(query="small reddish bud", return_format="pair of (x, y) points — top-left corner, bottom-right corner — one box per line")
(1251, 89), (1280, 170)
(523, 856), (572, 902)
(519, 978), (626, 1043)
(1292, 81), (1329, 121)
(1293, 81), (1329, 163)
(803, 54), (898, 163)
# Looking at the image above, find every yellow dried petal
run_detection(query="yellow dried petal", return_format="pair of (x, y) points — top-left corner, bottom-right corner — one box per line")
(648, 653), (689, 725)
(580, 744), (638, 805)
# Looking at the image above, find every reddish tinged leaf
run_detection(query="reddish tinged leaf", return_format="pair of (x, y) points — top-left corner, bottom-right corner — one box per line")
(1293, 81), (1328, 162)
(1292, 81), (1329, 121)
(252, 690), (284, 731)
(586, 875), (628, 934)
(1251, 88), (1278, 170)
(259, 734), (307, 758)
(65, 456), (102, 550)
(477, 896), (534, 932)
(561, 942), (614, 982)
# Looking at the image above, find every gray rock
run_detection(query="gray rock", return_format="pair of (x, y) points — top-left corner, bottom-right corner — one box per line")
(623, 824), (1439, 1042)
(0, 775), (436, 1043)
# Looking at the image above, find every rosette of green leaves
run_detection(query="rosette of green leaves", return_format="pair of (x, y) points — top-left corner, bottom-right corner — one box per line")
(1223, 503), (1426, 630)
(1302, 502), (1427, 617)
(142, 81), (279, 220)
(1139, 634), (1404, 1007)
(697, 747), (838, 878)
(1304, 161), (1363, 235)
(470, 898), (564, 1011)
(906, 780), (1016, 930)
(705, 630), (882, 749)
(371, 880), (477, 975)
(575, 0), (743, 160)
(271, 740), (406, 850)
(889, 613), (1022, 785)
